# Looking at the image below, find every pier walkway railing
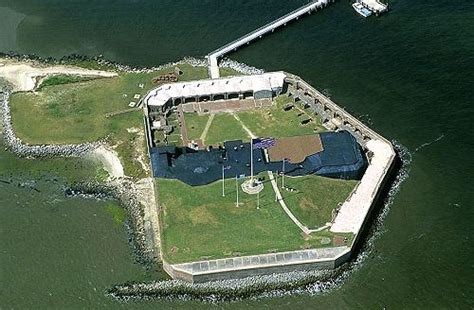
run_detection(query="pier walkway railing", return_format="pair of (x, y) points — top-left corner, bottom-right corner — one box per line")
(207, 0), (334, 79)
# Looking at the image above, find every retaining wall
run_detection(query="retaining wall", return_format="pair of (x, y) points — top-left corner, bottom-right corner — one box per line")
(164, 247), (349, 284)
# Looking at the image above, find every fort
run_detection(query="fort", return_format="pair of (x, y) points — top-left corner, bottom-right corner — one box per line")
(143, 70), (395, 283)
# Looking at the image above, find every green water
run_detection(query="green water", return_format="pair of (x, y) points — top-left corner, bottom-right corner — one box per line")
(1, 0), (473, 308)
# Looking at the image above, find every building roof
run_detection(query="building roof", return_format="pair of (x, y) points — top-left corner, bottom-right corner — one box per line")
(145, 72), (286, 107)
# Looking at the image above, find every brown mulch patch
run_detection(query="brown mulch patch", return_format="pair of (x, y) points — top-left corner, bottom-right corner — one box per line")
(333, 235), (346, 247)
(268, 134), (323, 164)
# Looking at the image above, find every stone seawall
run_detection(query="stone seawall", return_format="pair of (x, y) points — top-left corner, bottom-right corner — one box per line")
(108, 268), (338, 302)
(164, 247), (349, 284)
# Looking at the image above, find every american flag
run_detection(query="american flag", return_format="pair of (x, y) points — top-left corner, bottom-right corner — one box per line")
(252, 137), (276, 149)
(223, 165), (232, 170)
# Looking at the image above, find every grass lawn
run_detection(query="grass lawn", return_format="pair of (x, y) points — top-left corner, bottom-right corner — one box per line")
(220, 67), (242, 78)
(9, 64), (239, 178)
(238, 94), (326, 138)
(37, 74), (97, 91)
(158, 174), (346, 264)
(10, 64), (211, 144)
(183, 113), (209, 141)
(280, 175), (358, 229)
(183, 95), (326, 148)
(205, 113), (251, 145)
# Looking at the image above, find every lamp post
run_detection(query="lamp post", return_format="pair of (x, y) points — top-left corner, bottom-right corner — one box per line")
(222, 165), (225, 197)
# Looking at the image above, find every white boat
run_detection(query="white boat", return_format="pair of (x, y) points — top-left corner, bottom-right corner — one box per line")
(352, 2), (373, 17)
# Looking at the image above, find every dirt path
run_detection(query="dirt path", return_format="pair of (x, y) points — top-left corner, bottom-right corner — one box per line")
(199, 113), (215, 143)
(232, 113), (256, 139)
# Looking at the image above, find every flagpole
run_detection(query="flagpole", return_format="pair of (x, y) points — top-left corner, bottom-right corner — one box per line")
(282, 159), (286, 188)
(275, 173), (278, 202)
(222, 165), (225, 197)
(250, 138), (254, 183)
(257, 191), (260, 209)
(235, 175), (239, 207)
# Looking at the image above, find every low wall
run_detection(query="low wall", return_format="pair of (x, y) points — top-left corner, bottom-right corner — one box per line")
(164, 247), (349, 284)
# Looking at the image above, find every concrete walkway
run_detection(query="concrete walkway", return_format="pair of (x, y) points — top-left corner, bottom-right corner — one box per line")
(330, 139), (395, 233)
(267, 171), (313, 235)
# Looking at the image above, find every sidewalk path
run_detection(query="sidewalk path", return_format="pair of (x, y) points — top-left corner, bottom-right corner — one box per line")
(232, 113), (256, 139)
(200, 113), (215, 143)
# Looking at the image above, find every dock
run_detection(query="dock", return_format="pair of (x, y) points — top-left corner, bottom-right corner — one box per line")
(207, 0), (335, 79)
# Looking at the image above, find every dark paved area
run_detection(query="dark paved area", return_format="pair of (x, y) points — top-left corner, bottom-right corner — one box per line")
(150, 131), (367, 186)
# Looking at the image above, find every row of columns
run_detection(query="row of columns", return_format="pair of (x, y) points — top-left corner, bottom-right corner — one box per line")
(169, 92), (253, 106)
(286, 77), (373, 143)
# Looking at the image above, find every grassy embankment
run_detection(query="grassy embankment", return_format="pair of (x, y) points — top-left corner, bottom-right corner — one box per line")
(158, 174), (351, 264)
(183, 94), (326, 146)
(36, 74), (96, 91)
(9, 64), (240, 179)
(279, 175), (358, 229)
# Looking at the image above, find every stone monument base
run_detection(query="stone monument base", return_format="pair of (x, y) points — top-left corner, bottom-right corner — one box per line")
(241, 179), (264, 195)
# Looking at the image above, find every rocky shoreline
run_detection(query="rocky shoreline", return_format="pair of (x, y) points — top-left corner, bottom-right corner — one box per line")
(65, 180), (156, 266)
(107, 269), (341, 302)
(0, 84), (156, 265)
(0, 70), (158, 265)
(0, 52), (265, 76)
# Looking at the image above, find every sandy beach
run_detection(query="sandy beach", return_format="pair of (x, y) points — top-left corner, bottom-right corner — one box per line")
(0, 58), (117, 92)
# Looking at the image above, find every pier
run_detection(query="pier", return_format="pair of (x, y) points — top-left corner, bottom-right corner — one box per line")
(207, 0), (334, 79)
